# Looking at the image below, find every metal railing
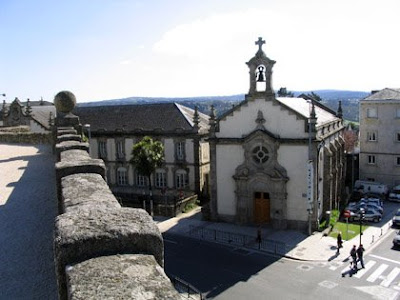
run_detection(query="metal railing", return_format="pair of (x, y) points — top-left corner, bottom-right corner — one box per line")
(188, 225), (287, 255)
(168, 275), (204, 300)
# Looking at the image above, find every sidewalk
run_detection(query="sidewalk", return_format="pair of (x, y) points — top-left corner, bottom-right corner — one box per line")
(155, 206), (395, 262)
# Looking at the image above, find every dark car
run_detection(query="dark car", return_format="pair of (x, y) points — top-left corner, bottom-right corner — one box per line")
(393, 209), (400, 227)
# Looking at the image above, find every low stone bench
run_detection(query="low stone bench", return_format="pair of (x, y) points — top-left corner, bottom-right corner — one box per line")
(61, 173), (120, 213)
(66, 254), (181, 300)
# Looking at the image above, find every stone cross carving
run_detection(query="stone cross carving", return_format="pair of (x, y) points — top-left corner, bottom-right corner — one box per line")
(255, 37), (265, 52)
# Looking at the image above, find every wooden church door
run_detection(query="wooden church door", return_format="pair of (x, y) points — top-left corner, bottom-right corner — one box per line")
(254, 192), (270, 224)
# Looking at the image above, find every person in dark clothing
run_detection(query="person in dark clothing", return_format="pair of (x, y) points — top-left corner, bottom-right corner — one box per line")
(350, 245), (357, 270)
(337, 232), (343, 253)
(357, 244), (365, 268)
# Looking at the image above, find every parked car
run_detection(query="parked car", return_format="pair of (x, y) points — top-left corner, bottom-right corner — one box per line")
(389, 185), (400, 202)
(393, 231), (400, 248)
(349, 209), (382, 223)
(354, 180), (389, 196)
(360, 197), (384, 207)
(392, 209), (400, 227)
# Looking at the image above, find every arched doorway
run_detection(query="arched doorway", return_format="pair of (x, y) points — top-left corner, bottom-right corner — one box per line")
(254, 192), (270, 224)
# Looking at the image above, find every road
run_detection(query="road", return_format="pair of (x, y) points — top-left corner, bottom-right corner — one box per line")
(164, 231), (400, 300)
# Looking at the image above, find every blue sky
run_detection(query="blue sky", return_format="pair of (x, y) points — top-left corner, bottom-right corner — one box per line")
(1, 0), (400, 102)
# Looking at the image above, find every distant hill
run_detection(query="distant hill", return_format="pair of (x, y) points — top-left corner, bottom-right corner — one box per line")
(79, 89), (370, 122)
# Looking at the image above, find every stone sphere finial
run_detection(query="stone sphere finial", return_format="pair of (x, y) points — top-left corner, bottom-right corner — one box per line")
(54, 91), (76, 113)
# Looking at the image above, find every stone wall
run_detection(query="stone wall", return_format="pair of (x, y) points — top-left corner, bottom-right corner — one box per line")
(0, 131), (52, 144)
(54, 124), (180, 299)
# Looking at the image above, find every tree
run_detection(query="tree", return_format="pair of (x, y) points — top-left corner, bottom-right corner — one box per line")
(277, 87), (294, 97)
(306, 92), (322, 102)
(130, 136), (164, 213)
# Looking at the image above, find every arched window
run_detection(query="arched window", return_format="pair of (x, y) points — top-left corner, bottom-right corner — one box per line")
(117, 167), (128, 186)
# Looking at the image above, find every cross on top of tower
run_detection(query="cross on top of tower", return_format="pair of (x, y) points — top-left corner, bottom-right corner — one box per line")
(255, 37), (265, 52)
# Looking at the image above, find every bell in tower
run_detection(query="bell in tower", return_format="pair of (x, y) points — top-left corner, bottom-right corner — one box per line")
(246, 37), (276, 97)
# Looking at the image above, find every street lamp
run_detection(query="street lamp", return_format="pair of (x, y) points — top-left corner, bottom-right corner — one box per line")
(359, 207), (365, 245)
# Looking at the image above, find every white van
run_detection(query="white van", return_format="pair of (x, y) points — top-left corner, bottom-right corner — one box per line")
(354, 180), (389, 197)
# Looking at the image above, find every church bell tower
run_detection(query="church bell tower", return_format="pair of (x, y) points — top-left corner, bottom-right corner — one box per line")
(246, 37), (276, 97)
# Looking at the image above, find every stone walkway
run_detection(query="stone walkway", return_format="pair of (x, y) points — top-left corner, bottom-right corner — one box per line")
(0, 143), (58, 299)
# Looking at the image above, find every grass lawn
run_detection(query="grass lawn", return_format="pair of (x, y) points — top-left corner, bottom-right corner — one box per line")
(329, 221), (368, 241)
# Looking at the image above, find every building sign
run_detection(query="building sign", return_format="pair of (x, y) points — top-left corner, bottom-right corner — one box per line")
(307, 160), (314, 211)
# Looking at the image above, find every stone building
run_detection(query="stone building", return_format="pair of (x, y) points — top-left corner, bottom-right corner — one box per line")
(0, 97), (55, 132)
(206, 38), (345, 231)
(73, 103), (210, 207)
(359, 88), (400, 187)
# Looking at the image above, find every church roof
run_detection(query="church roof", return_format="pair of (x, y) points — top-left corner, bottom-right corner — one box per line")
(73, 103), (210, 134)
(362, 88), (400, 101)
(276, 97), (338, 126)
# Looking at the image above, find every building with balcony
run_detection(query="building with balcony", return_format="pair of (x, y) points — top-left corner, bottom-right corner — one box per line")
(73, 102), (210, 208)
(359, 88), (400, 188)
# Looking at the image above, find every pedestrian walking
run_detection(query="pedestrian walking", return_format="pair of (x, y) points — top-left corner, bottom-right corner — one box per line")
(337, 232), (343, 253)
(357, 244), (365, 269)
(256, 226), (262, 243)
(350, 245), (357, 270)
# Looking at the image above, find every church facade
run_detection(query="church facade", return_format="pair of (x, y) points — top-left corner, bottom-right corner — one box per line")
(207, 38), (345, 231)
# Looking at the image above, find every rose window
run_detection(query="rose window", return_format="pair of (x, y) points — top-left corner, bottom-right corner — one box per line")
(252, 146), (269, 164)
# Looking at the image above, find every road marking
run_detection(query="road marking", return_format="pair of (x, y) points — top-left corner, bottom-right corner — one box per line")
(367, 264), (388, 283)
(329, 261), (343, 270)
(354, 260), (376, 278)
(381, 267), (400, 287)
(369, 254), (400, 266)
(318, 280), (337, 289)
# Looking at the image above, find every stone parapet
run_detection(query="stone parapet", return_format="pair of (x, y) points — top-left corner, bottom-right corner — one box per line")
(52, 92), (178, 300)
(66, 254), (181, 300)
(55, 141), (89, 161)
(61, 173), (120, 213)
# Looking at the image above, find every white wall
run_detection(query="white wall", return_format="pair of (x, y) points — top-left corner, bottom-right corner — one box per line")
(216, 144), (244, 216)
(217, 98), (307, 139)
(279, 144), (309, 221)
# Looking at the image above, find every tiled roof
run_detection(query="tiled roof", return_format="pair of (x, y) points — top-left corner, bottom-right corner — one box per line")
(363, 88), (400, 101)
(73, 103), (209, 134)
(276, 97), (338, 125)
(31, 106), (55, 129)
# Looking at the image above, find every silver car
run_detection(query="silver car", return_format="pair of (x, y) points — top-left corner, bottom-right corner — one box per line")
(349, 209), (382, 223)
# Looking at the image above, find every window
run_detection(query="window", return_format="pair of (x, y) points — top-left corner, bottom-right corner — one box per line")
(367, 132), (377, 142)
(176, 170), (188, 189)
(396, 108), (400, 118)
(116, 140), (124, 159)
(136, 174), (148, 187)
(117, 167), (128, 186)
(366, 107), (377, 118)
(396, 133), (400, 142)
(175, 141), (185, 161)
(155, 169), (167, 188)
(99, 141), (107, 159)
(252, 145), (269, 164)
(396, 157), (400, 166)
(368, 155), (376, 164)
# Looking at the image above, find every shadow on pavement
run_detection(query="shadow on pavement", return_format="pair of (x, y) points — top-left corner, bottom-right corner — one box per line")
(0, 144), (58, 299)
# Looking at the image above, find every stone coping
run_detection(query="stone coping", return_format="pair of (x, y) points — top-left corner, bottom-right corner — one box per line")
(66, 254), (181, 300)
